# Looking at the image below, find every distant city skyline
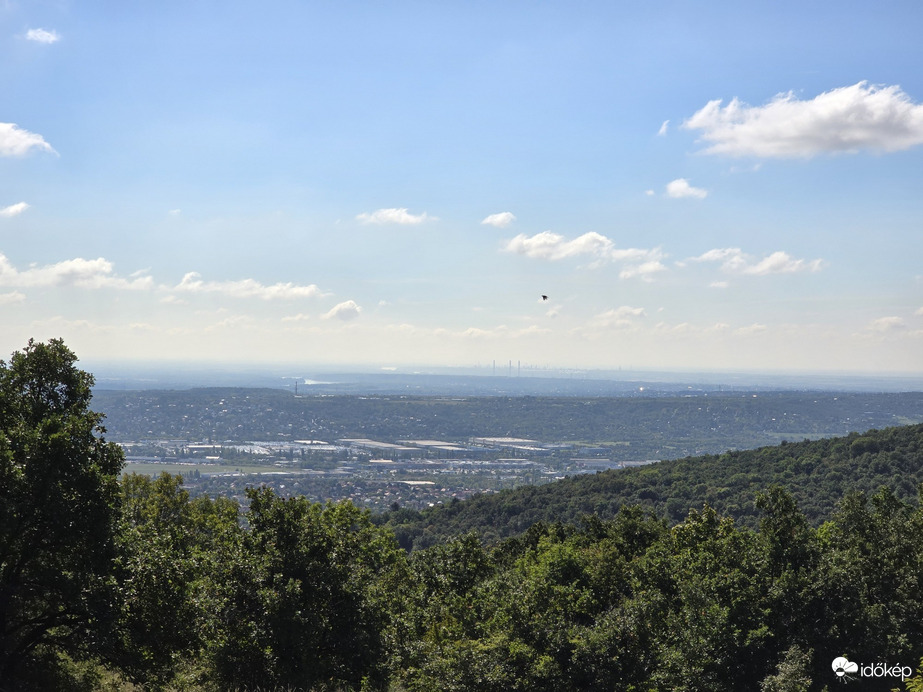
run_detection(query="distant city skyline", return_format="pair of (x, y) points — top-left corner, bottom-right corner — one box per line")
(1, 2), (922, 373)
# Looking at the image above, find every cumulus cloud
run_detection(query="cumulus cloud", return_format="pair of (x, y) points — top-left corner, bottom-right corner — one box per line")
(666, 178), (708, 199)
(689, 248), (824, 275)
(589, 306), (646, 328)
(744, 251), (824, 275)
(867, 316), (906, 333)
(0, 290), (25, 304)
(0, 202), (29, 218)
(26, 28), (60, 43)
(505, 231), (666, 279)
(619, 260), (667, 281)
(481, 211), (516, 228)
(694, 247), (745, 266)
(322, 300), (361, 321)
(356, 208), (434, 225)
(505, 231), (656, 261)
(0, 123), (56, 157)
(505, 230), (614, 260)
(683, 81), (923, 158)
(0, 253), (152, 290)
(174, 272), (323, 300)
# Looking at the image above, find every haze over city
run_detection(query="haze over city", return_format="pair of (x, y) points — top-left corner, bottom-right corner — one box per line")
(2, 2), (922, 374)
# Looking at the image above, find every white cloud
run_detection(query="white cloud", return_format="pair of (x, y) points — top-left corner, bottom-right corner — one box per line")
(710, 280), (729, 289)
(322, 300), (362, 321)
(26, 28), (60, 44)
(916, 307), (923, 316)
(658, 120), (669, 136)
(0, 290), (25, 304)
(689, 248), (824, 275)
(0, 123), (56, 157)
(589, 306), (646, 328)
(619, 260), (667, 281)
(0, 202), (29, 218)
(742, 251), (824, 275)
(505, 230), (613, 260)
(356, 208), (434, 225)
(169, 209), (181, 216)
(666, 178), (708, 199)
(867, 316), (906, 333)
(505, 231), (666, 278)
(507, 231), (650, 260)
(0, 253), (152, 290)
(683, 82), (923, 158)
(174, 272), (323, 300)
(694, 247), (744, 264)
(481, 211), (516, 228)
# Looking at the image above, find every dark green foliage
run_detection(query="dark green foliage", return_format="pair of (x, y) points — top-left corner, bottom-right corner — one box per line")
(388, 489), (923, 691)
(0, 339), (124, 684)
(111, 472), (242, 687)
(209, 488), (406, 691)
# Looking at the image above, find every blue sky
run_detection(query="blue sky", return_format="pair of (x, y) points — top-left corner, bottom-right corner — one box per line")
(1, 1), (922, 373)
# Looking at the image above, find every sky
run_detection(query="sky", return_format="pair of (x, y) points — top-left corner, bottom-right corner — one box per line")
(1, 1), (922, 374)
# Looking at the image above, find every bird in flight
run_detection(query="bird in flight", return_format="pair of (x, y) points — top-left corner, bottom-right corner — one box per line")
(541, 295), (548, 301)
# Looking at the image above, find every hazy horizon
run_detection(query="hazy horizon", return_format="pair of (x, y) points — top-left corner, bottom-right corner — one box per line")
(83, 358), (923, 394)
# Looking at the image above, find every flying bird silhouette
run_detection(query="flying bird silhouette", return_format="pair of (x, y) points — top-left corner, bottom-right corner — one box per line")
(541, 295), (548, 301)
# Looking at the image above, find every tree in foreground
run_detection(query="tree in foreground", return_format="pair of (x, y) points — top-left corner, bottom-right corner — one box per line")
(0, 339), (124, 684)
(209, 488), (407, 690)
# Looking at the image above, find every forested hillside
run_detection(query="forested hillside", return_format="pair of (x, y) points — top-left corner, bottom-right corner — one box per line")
(382, 423), (923, 548)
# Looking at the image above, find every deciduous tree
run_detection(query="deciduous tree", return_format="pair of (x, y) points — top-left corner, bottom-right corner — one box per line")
(0, 339), (123, 682)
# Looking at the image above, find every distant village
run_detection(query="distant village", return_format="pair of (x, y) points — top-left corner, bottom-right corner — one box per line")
(119, 435), (659, 510)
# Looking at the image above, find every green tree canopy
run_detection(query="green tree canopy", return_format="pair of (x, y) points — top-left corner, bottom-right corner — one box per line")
(0, 339), (124, 682)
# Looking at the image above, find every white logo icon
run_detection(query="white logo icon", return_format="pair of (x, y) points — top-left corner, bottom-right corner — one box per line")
(832, 657), (859, 681)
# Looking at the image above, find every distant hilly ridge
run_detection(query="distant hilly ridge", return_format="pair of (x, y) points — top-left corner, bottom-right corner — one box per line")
(384, 422), (923, 549)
